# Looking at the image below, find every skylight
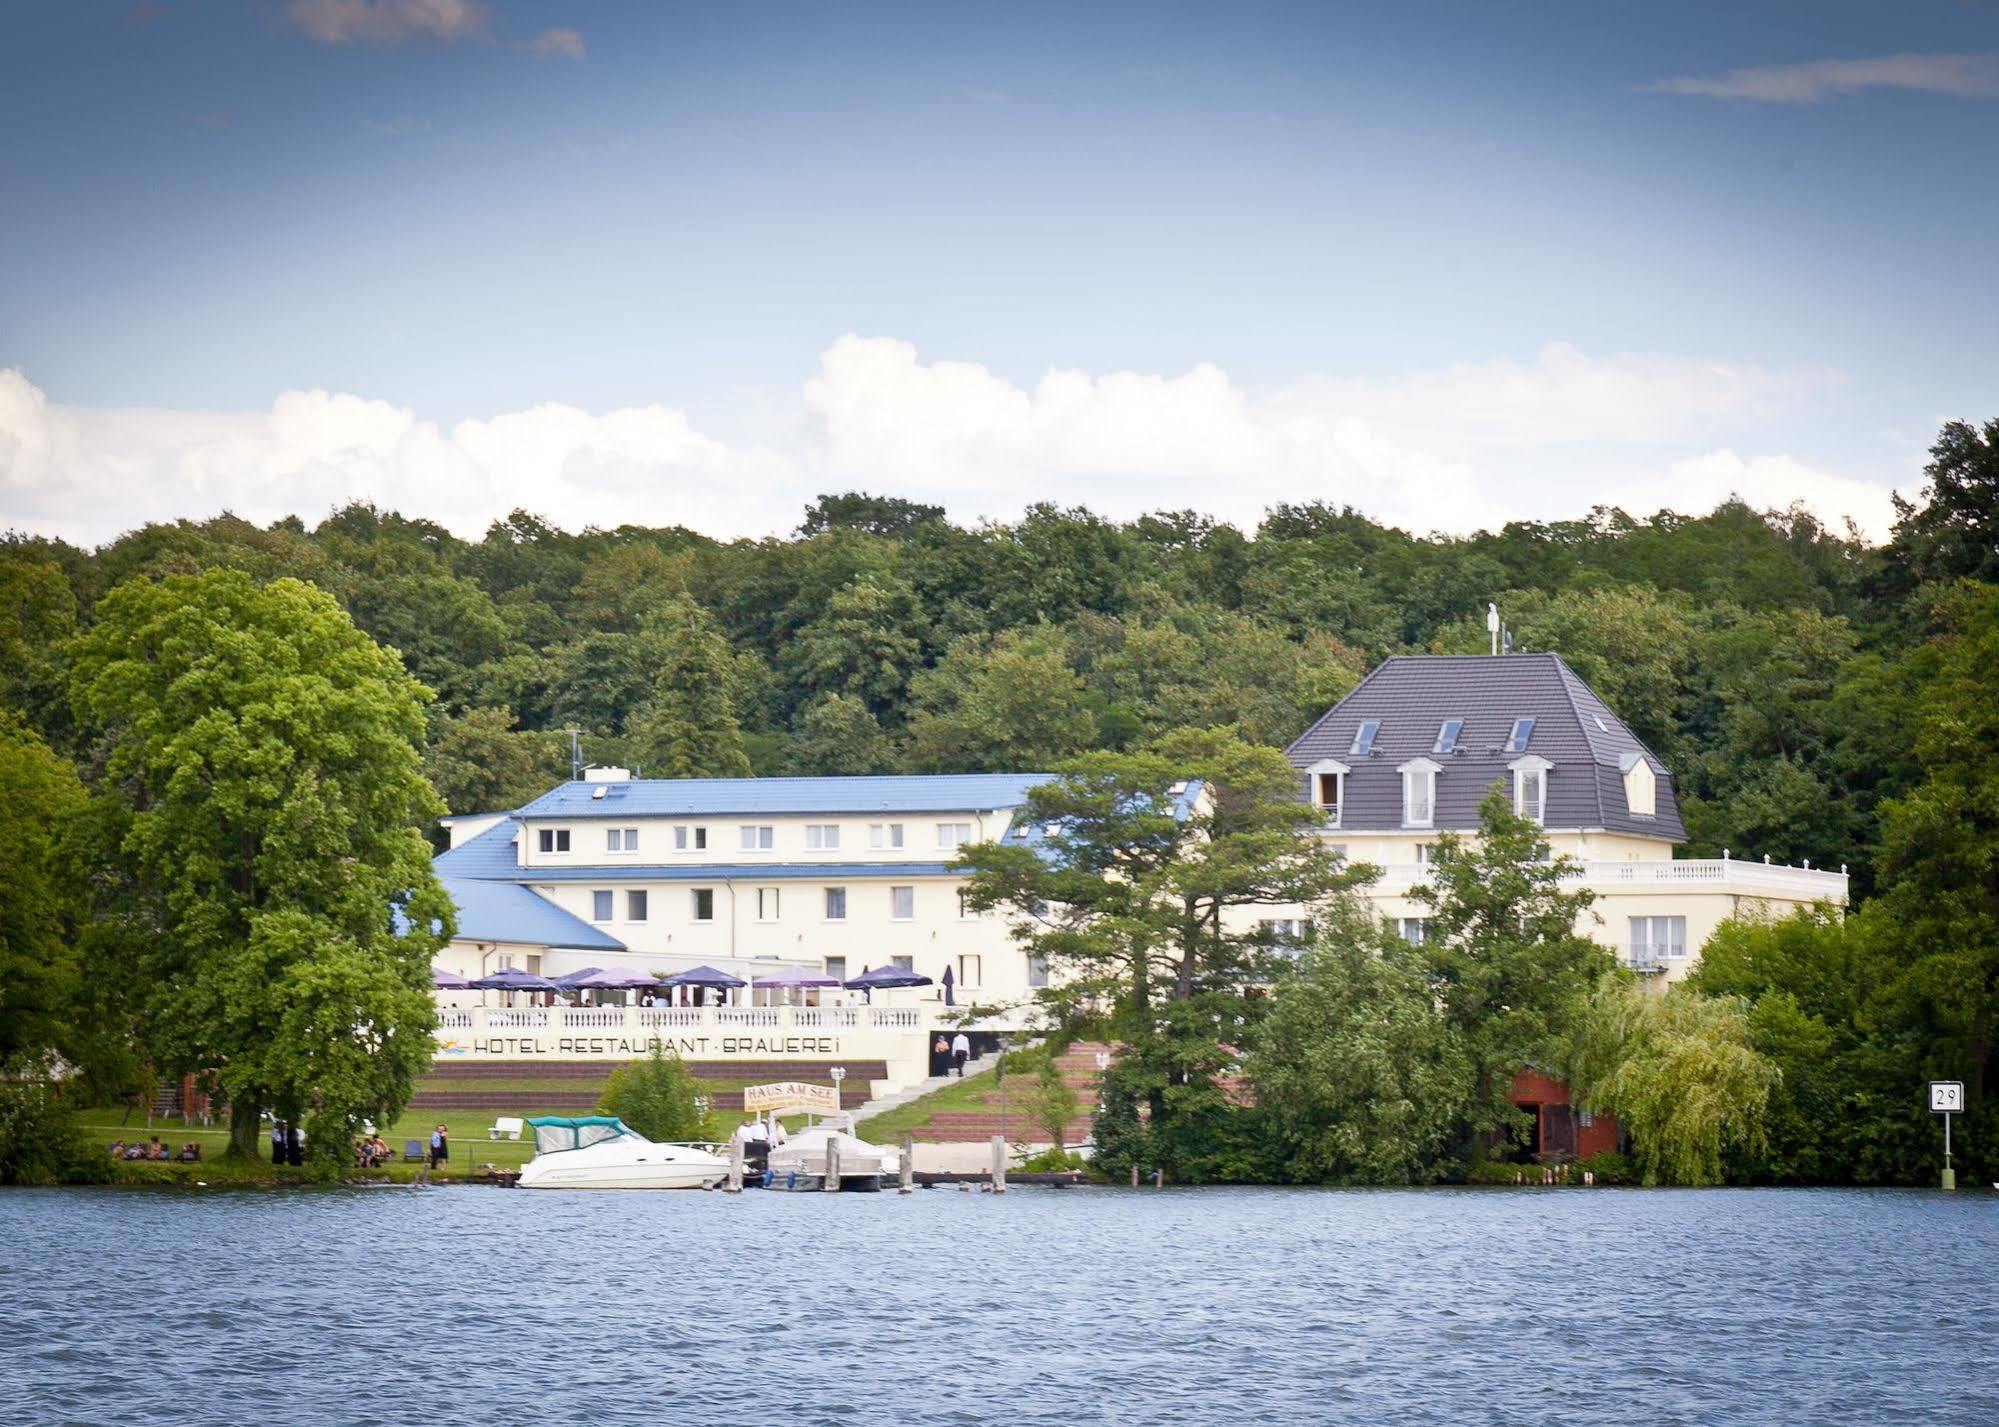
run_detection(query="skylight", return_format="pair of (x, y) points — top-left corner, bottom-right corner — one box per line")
(1506, 717), (1536, 753)
(1594, 715), (1608, 732)
(1350, 721), (1379, 756)
(1434, 720), (1462, 754)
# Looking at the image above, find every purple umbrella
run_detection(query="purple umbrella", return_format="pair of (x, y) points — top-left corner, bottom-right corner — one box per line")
(470, 968), (562, 991)
(663, 965), (747, 989)
(942, 963), (955, 1006)
(844, 965), (933, 990)
(558, 967), (646, 990)
(431, 968), (471, 989)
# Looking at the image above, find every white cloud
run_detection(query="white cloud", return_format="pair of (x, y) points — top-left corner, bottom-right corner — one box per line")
(0, 339), (1906, 549)
(521, 27), (586, 62)
(1647, 52), (1999, 104)
(286, 0), (490, 47)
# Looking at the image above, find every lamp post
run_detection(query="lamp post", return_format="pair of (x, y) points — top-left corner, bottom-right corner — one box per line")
(830, 1065), (846, 1119)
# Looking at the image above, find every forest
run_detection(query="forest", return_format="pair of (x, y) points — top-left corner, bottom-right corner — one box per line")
(0, 416), (1994, 1183)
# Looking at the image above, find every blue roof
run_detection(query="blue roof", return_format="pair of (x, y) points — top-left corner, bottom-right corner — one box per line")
(513, 773), (1052, 820)
(440, 875), (626, 950)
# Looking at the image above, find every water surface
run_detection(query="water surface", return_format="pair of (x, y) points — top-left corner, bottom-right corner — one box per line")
(4, 1184), (1995, 1425)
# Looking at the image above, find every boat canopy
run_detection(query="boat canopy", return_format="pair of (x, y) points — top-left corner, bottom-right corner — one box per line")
(526, 1116), (634, 1154)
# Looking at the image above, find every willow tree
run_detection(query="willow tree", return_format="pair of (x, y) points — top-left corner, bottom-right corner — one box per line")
(70, 571), (450, 1159)
(1569, 979), (1778, 1186)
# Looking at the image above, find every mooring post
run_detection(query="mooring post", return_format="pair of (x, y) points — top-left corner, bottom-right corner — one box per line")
(991, 1134), (1007, 1193)
(726, 1137), (743, 1194)
(824, 1133), (842, 1192)
(1130, 1165), (1139, 1188)
(1153, 1168), (1164, 1189)
(899, 1132), (914, 1195)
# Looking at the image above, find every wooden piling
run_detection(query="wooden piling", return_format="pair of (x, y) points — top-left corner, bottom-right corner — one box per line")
(899, 1132), (914, 1195)
(824, 1134), (842, 1192)
(726, 1137), (743, 1194)
(1130, 1165), (1139, 1188)
(991, 1134), (1007, 1194)
(1153, 1168), (1164, 1188)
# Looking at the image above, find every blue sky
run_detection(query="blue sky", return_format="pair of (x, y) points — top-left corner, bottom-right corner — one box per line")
(2, 0), (1996, 544)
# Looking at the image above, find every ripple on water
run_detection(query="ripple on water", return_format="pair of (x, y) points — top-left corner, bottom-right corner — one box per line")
(3, 1185), (1998, 1425)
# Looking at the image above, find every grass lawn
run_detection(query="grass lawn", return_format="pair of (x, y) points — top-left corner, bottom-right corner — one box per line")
(856, 1062), (1015, 1143)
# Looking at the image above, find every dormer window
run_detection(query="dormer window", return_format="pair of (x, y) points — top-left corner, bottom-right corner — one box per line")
(1510, 755), (1551, 825)
(1622, 754), (1657, 817)
(1505, 718), (1536, 753)
(1305, 759), (1349, 827)
(1350, 721), (1379, 756)
(1397, 757), (1441, 827)
(1434, 720), (1462, 754)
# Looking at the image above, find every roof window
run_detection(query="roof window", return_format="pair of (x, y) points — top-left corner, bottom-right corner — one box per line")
(1434, 720), (1462, 754)
(1350, 721), (1379, 756)
(1505, 717), (1535, 753)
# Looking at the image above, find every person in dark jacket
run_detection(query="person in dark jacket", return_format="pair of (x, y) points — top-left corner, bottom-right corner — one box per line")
(429, 1124), (449, 1170)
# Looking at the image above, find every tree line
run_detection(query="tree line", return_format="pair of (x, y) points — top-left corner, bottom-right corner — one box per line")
(0, 417), (1993, 1181)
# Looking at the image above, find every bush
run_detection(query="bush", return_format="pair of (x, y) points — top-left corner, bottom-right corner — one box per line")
(0, 1083), (103, 1185)
(1013, 1146), (1086, 1173)
(1574, 1150), (1635, 1185)
(1460, 1160), (1535, 1186)
(597, 1047), (717, 1143)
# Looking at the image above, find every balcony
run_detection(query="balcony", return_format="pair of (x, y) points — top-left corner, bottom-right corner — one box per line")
(1361, 856), (1848, 903)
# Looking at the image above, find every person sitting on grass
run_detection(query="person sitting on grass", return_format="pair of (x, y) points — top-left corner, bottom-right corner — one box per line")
(177, 1142), (199, 1162)
(148, 1137), (168, 1160)
(108, 1139), (126, 1159)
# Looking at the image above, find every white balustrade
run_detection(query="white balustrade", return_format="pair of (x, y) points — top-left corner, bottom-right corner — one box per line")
(793, 1008), (861, 1029)
(870, 1008), (921, 1028)
(561, 1008), (626, 1029)
(636, 1007), (706, 1029)
(484, 1009), (550, 1029)
(437, 1008), (473, 1028)
(715, 1008), (781, 1028)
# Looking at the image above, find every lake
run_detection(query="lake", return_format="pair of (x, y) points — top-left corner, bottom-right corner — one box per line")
(4, 1184), (1996, 1425)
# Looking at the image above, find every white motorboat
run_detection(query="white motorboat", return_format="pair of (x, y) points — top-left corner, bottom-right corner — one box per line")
(765, 1114), (900, 1192)
(517, 1116), (729, 1190)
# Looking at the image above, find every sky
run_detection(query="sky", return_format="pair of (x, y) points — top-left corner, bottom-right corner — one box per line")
(3, 0), (1996, 547)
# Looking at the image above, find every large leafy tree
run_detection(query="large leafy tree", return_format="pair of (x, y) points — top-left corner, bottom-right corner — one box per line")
(1886, 418), (1999, 591)
(425, 706), (564, 815)
(956, 726), (1373, 1177)
(0, 715), (88, 1066)
(69, 571), (451, 1158)
(626, 596), (754, 778)
(904, 628), (1096, 773)
(1410, 789), (1612, 1146)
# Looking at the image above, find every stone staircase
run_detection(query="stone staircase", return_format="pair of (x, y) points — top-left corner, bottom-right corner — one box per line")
(854, 1042), (1115, 1146)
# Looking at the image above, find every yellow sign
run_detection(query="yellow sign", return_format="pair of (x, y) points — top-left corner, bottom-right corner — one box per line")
(743, 1081), (841, 1113)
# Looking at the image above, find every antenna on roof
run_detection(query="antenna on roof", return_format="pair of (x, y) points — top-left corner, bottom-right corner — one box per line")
(1487, 602), (1503, 656)
(562, 726), (585, 781)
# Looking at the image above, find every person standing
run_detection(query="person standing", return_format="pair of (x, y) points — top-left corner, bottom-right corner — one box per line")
(287, 1124), (305, 1166)
(269, 1121), (286, 1165)
(951, 1031), (971, 1077)
(429, 1123), (449, 1173)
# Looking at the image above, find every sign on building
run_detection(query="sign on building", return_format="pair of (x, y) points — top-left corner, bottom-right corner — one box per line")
(744, 1081), (841, 1113)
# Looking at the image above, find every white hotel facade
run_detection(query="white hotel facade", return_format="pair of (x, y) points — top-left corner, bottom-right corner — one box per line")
(428, 653), (1847, 1092)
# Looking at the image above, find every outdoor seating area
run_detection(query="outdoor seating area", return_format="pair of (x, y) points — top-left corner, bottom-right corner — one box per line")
(108, 1138), (199, 1162)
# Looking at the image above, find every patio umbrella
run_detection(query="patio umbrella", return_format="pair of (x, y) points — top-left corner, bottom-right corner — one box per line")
(555, 967), (605, 985)
(752, 967), (841, 989)
(558, 967), (644, 990)
(431, 968), (471, 989)
(611, 970), (665, 989)
(844, 965), (933, 990)
(469, 968), (563, 991)
(942, 963), (956, 1006)
(662, 965), (747, 989)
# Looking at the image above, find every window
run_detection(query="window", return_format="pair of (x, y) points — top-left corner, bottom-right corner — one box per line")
(890, 886), (915, 920)
(1027, 954), (1050, 988)
(626, 889), (648, 922)
(1400, 760), (1438, 827)
(691, 889), (715, 922)
(1629, 916), (1687, 963)
(1434, 720), (1462, 754)
(1506, 717), (1536, 753)
(756, 888), (780, 921)
(1316, 773), (1342, 820)
(740, 825), (773, 851)
(824, 956), (847, 982)
(824, 887), (847, 921)
(870, 822), (905, 849)
(1398, 917), (1429, 946)
(674, 826), (707, 851)
(937, 822), (972, 849)
(956, 889), (976, 919)
(957, 954), (982, 988)
(891, 954), (915, 973)
(1624, 757), (1657, 817)
(1515, 767), (1545, 824)
(538, 828), (570, 853)
(1260, 918), (1307, 946)
(591, 889), (613, 922)
(1414, 843), (1433, 864)
(1350, 720), (1379, 756)
(606, 827), (640, 852)
(1306, 759), (1347, 827)
(806, 824), (840, 850)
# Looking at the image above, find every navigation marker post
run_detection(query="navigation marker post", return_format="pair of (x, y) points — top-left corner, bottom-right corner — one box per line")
(1929, 1080), (1964, 1190)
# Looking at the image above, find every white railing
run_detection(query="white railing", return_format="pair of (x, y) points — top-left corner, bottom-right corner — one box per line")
(714, 1008), (781, 1028)
(1363, 858), (1846, 901)
(793, 1008), (861, 1029)
(437, 1004), (937, 1040)
(870, 1008), (922, 1028)
(483, 1009), (550, 1029)
(437, 1008), (473, 1028)
(562, 1008), (626, 1028)
(635, 1007), (706, 1029)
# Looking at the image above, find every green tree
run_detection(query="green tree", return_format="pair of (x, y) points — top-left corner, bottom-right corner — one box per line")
(1569, 979), (1778, 1186)
(1017, 1050), (1082, 1150)
(785, 693), (901, 776)
(69, 571), (451, 1159)
(1247, 906), (1472, 1184)
(1410, 789), (1612, 1147)
(1885, 418), (1999, 590)
(904, 628), (1095, 772)
(0, 715), (87, 1066)
(780, 573), (925, 720)
(597, 1046), (719, 1142)
(425, 706), (564, 815)
(627, 596), (754, 778)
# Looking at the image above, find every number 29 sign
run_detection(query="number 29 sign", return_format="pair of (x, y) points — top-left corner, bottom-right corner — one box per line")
(1929, 1081), (1965, 1114)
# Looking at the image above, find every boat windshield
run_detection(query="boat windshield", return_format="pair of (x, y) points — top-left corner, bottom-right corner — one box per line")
(528, 1117), (635, 1154)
